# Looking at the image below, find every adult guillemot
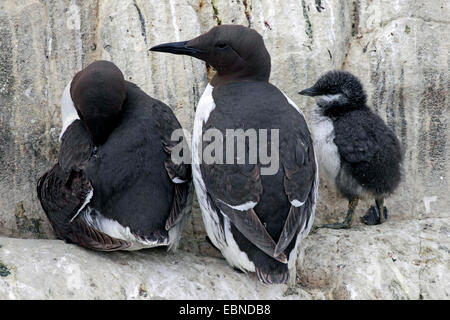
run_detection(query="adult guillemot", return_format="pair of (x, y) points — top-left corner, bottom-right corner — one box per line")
(37, 60), (192, 251)
(151, 25), (318, 284)
(300, 70), (403, 228)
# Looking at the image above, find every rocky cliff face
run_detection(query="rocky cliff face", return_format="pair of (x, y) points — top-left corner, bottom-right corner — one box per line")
(0, 0), (448, 299)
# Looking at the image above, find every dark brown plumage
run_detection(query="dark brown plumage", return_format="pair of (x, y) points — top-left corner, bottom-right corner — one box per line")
(37, 61), (192, 251)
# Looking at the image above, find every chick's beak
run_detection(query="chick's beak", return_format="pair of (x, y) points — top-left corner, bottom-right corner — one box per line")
(298, 87), (320, 96)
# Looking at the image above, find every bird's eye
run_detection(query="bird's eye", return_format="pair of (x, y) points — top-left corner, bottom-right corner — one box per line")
(329, 86), (339, 94)
(215, 42), (228, 49)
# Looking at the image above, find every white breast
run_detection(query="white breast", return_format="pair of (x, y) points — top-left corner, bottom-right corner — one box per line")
(311, 106), (341, 186)
(192, 84), (225, 249)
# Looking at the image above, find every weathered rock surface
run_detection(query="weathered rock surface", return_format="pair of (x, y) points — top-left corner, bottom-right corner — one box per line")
(0, 0), (99, 238)
(299, 217), (450, 300)
(0, 236), (312, 300)
(0, 0), (448, 300)
(343, 0), (450, 221)
(0, 217), (448, 299)
(0, 0), (448, 241)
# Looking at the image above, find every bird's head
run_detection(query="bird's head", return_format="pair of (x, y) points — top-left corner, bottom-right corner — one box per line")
(150, 25), (271, 85)
(70, 60), (126, 145)
(299, 70), (367, 108)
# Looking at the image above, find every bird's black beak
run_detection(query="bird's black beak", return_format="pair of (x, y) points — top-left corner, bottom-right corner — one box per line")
(298, 87), (320, 96)
(150, 41), (204, 58)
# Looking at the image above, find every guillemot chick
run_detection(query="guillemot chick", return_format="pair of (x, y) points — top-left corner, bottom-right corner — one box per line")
(151, 25), (318, 284)
(37, 60), (192, 251)
(300, 70), (403, 228)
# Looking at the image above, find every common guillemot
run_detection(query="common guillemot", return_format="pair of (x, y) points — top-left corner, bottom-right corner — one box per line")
(300, 70), (403, 228)
(151, 25), (318, 284)
(37, 60), (192, 251)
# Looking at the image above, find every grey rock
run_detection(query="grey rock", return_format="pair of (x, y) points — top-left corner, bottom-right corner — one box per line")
(299, 217), (450, 299)
(0, 236), (311, 300)
(0, 217), (447, 299)
(0, 0), (448, 276)
(0, 0), (99, 238)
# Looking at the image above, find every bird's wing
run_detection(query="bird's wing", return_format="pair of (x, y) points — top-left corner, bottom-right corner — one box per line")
(152, 95), (193, 232)
(161, 133), (193, 231)
(200, 85), (317, 263)
(201, 162), (290, 262)
(334, 116), (379, 163)
(276, 136), (317, 256)
(58, 120), (94, 174)
(37, 121), (131, 251)
(274, 96), (318, 256)
(37, 164), (131, 251)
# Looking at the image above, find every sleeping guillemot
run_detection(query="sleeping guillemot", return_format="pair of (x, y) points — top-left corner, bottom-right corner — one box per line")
(151, 25), (318, 284)
(37, 60), (192, 251)
(299, 70), (403, 228)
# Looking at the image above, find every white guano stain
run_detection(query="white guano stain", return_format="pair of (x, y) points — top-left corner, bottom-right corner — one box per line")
(169, 0), (180, 41)
(66, 2), (81, 31)
(65, 264), (83, 291)
(423, 196), (438, 214)
(346, 284), (357, 299)
(66, 1), (82, 70)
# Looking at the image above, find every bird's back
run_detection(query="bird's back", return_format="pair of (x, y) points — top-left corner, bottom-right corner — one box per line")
(85, 82), (177, 240)
(205, 80), (316, 241)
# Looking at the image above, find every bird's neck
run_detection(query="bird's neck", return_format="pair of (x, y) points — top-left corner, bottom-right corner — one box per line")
(210, 56), (271, 87)
(316, 96), (364, 119)
(211, 71), (269, 87)
(80, 113), (121, 146)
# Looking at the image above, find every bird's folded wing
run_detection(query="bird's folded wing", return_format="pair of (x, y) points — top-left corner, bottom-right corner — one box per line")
(334, 117), (379, 163)
(58, 120), (94, 174)
(161, 125), (193, 231)
(66, 217), (132, 251)
(275, 136), (317, 256)
(37, 164), (131, 251)
(202, 163), (287, 263)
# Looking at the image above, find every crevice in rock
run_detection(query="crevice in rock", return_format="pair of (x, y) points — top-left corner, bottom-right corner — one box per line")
(133, 0), (147, 45)
(242, 0), (253, 28)
(341, 1), (358, 69)
(211, 0), (221, 25)
(92, 1), (103, 61)
(359, 16), (449, 37)
(80, 1), (102, 64)
(342, 5), (448, 68)
(409, 15), (450, 25)
(397, 66), (408, 152)
(301, 0), (313, 40)
(418, 236), (425, 299)
(351, 0), (360, 36)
